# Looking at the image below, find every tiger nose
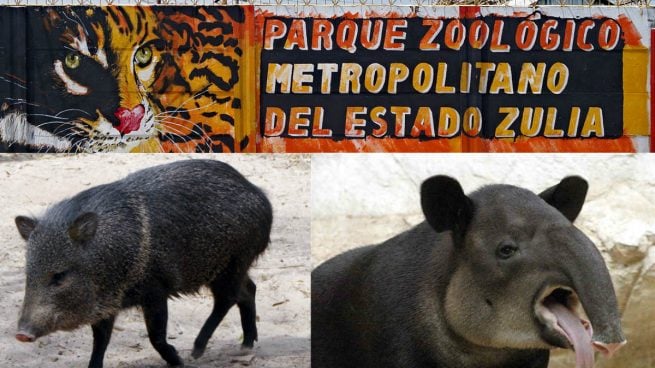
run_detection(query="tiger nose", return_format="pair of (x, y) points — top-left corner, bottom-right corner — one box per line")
(114, 104), (145, 136)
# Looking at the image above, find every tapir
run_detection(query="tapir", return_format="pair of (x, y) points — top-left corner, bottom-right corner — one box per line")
(312, 176), (626, 368)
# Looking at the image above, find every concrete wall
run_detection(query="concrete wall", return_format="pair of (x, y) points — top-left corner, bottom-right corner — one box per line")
(312, 153), (655, 368)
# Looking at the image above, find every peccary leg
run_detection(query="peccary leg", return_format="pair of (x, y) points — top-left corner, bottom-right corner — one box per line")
(191, 277), (239, 359)
(88, 315), (116, 368)
(143, 295), (183, 367)
(237, 277), (258, 348)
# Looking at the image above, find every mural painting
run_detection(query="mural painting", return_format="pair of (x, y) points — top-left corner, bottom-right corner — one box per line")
(0, 6), (256, 153)
(0, 6), (651, 152)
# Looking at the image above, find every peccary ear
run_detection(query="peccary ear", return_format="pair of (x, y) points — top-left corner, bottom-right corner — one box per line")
(15, 216), (37, 240)
(420, 175), (473, 238)
(68, 212), (98, 242)
(539, 176), (588, 222)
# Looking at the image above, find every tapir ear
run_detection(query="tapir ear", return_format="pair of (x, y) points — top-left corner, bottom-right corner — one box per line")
(15, 216), (38, 240)
(68, 212), (98, 242)
(539, 176), (588, 222)
(420, 176), (473, 237)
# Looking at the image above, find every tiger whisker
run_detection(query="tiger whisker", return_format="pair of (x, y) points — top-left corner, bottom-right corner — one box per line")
(155, 127), (193, 143)
(0, 76), (27, 89)
(70, 137), (91, 153)
(154, 115), (214, 135)
(154, 116), (202, 130)
(157, 118), (219, 151)
(154, 96), (222, 115)
(154, 128), (196, 152)
(49, 126), (81, 138)
(155, 119), (211, 142)
(154, 121), (185, 135)
(5, 102), (27, 108)
(32, 120), (78, 130)
(153, 138), (166, 153)
(55, 109), (93, 117)
(154, 100), (220, 117)
(27, 114), (71, 121)
(2, 100), (40, 108)
(72, 11), (91, 38)
(157, 88), (212, 117)
(61, 128), (85, 141)
(7, 101), (27, 106)
(156, 131), (184, 153)
(159, 126), (213, 153)
(62, 11), (91, 41)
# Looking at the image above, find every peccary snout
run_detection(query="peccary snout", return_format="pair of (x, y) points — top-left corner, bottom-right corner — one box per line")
(16, 310), (40, 343)
(15, 333), (35, 343)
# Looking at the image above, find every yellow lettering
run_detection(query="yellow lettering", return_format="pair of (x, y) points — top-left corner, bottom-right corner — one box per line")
(438, 107), (459, 137)
(339, 63), (362, 94)
(546, 62), (569, 94)
(496, 107), (519, 138)
(543, 108), (563, 137)
(520, 107), (543, 137)
(580, 107), (604, 137)
(411, 107), (435, 137)
(266, 63), (292, 93)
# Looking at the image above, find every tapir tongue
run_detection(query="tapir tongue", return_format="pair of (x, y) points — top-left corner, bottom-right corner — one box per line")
(547, 301), (594, 368)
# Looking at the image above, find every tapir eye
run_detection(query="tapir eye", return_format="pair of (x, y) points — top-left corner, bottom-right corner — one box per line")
(49, 271), (68, 287)
(496, 242), (519, 259)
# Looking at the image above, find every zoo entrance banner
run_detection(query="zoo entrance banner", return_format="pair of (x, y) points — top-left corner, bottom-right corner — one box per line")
(0, 6), (651, 153)
(258, 6), (651, 152)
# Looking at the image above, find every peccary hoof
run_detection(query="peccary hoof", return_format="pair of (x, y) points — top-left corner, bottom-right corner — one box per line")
(241, 342), (254, 350)
(191, 346), (206, 360)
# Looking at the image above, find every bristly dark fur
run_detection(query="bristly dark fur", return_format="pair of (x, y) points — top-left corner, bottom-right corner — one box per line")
(17, 159), (272, 368)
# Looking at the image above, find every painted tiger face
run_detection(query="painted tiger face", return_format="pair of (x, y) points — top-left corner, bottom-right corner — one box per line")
(0, 6), (250, 153)
(39, 7), (163, 152)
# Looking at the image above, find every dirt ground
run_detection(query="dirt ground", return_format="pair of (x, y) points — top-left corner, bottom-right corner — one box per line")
(0, 154), (310, 368)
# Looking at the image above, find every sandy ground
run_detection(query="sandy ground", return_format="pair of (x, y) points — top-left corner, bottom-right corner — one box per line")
(0, 154), (310, 368)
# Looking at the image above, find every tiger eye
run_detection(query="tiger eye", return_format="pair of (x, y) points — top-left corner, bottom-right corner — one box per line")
(64, 53), (80, 69)
(135, 46), (153, 67)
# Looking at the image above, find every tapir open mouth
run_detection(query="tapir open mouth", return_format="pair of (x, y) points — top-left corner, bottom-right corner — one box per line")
(534, 285), (626, 367)
(534, 285), (595, 368)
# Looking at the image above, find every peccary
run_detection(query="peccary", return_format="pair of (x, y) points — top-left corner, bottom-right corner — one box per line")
(14, 159), (272, 368)
(312, 176), (626, 368)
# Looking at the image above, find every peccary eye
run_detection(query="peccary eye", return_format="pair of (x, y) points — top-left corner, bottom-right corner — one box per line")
(496, 242), (519, 259)
(50, 271), (68, 287)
